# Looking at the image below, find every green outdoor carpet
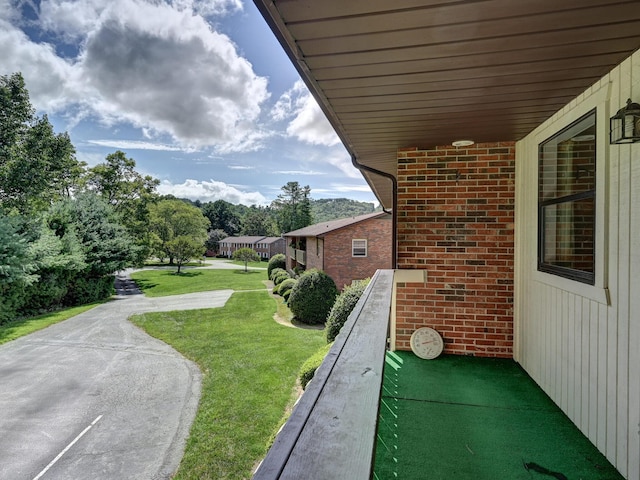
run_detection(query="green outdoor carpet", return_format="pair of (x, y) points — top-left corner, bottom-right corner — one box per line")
(373, 351), (623, 480)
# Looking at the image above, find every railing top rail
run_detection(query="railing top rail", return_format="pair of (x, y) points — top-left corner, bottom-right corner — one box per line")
(253, 269), (393, 480)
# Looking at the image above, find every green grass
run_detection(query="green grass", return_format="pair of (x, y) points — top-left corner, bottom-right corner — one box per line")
(228, 259), (267, 269)
(130, 291), (325, 479)
(0, 302), (103, 346)
(130, 268), (267, 297)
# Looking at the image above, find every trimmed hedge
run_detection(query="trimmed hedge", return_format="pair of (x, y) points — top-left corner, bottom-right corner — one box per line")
(299, 342), (333, 390)
(267, 254), (286, 278)
(325, 279), (370, 343)
(272, 271), (290, 286)
(269, 267), (286, 281)
(277, 278), (297, 296)
(288, 269), (338, 325)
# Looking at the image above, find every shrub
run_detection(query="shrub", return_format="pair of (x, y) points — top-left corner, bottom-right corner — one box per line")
(282, 289), (292, 302)
(273, 271), (290, 286)
(64, 274), (114, 305)
(299, 342), (333, 390)
(288, 269), (338, 325)
(269, 267), (286, 281)
(267, 254), (286, 278)
(277, 278), (296, 296)
(325, 279), (370, 343)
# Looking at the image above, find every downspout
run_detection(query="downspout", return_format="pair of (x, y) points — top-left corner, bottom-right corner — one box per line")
(350, 154), (397, 269)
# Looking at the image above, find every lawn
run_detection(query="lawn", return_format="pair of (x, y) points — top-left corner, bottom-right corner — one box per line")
(130, 291), (325, 479)
(0, 302), (104, 346)
(227, 259), (267, 269)
(130, 268), (267, 297)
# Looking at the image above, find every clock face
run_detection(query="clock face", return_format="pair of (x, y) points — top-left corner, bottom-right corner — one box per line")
(410, 327), (444, 360)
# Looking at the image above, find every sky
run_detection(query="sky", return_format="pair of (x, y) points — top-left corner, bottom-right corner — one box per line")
(0, 0), (378, 206)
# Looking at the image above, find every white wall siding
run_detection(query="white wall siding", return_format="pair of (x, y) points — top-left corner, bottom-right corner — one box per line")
(515, 50), (640, 479)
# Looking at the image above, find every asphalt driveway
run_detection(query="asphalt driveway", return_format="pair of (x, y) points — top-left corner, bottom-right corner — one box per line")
(0, 274), (233, 480)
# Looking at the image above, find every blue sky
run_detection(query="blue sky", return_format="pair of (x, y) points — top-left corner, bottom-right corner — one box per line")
(1, 0), (378, 206)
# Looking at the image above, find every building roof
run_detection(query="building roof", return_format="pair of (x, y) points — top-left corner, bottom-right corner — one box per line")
(219, 236), (268, 244)
(254, 0), (640, 208)
(260, 236), (285, 244)
(284, 211), (390, 238)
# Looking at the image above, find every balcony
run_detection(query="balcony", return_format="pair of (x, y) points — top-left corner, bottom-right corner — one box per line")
(253, 269), (622, 480)
(294, 249), (306, 265)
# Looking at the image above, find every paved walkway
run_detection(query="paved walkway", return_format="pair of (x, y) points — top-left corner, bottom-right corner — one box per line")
(0, 272), (233, 480)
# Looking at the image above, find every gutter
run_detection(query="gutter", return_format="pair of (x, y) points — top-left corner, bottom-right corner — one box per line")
(351, 154), (397, 269)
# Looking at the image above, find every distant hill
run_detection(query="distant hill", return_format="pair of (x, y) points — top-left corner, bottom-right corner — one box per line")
(311, 198), (380, 223)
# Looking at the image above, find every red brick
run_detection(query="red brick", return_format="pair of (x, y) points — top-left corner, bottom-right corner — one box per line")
(395, 142), (515, 358)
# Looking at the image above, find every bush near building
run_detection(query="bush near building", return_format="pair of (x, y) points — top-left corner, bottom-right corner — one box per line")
(288, 269), (338, 325)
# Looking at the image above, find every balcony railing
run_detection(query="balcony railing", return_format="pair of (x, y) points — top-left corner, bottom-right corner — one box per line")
(253, 269), (393, 480)
(295, 249), (306, 265)
(287, 246), (295, 259)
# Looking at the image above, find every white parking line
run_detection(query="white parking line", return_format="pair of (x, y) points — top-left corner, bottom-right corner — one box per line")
(32, 415), (103, 480)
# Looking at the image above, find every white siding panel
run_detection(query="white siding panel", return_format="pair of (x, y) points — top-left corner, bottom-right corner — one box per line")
(514, 52), (640, 479)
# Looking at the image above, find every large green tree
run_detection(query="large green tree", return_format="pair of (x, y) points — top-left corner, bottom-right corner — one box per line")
(240, 205), (277, 236)
(84, 150), (159, 264)
(149, 199), (210, 269)
(0, 214), (37, 323)
(50, 193), (139, 277)
(0, 72), (83, 215)
(202, 199), (241, 235)
(271, 181), (312, 234)
(205, 228), (228, 256)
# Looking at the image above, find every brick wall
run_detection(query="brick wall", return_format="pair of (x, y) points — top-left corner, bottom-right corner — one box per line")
(324, 216), (393, 290)
(395, 143), (515, 357)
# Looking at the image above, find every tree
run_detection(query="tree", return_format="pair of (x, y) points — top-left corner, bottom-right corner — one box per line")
(20, 218), (86, 314)
(84, 150), (159, 265)
(149, 199), (209, 267)
(240, 205), (277, 236)
(202, 200), (241, 235)
(0, 72), (83, 215)
(167, 236), (206, 274)
(52, 193), (139, 277)
(232, 247), (260, 272)
(205, 228), (228, 256)
(311, 198), (377, 223)
(0, 214), (37, 323)
(271, 181), (312, 234)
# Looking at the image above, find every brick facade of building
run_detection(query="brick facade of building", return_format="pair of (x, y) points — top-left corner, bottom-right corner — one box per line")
(285, 213), (392, 291)
(395, 142), (516, 357)
(323, 217), (393, 290)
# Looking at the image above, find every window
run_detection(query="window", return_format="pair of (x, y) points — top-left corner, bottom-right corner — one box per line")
(352, 239), (367, 257)
(538, 109), (596, 284)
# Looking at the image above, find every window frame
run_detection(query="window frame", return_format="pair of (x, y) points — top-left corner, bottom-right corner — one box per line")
(537, 109), (597, 285)
(352, 239), (367, 257)
(528, 84), (610, 305)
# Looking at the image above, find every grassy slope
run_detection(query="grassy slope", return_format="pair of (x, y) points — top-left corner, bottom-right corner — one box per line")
(131, 292), (325, 479)
(130, 268), (266, 297)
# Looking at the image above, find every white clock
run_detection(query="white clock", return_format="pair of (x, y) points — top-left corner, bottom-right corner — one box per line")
(410, 327), (444, 359)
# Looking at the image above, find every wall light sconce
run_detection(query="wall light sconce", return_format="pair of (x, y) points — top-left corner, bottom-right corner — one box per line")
(610, 98), (640, 144)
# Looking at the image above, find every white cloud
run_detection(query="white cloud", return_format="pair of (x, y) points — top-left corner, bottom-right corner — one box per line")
(228, 165), (254, 170)
(272, 80), (341, 147)
(87, 139), (186, 151)
(324, 150), (362, 178)
(0, 19), (74, 111)
(1, 0), (270, 152)
(157, 178), (267, 205)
